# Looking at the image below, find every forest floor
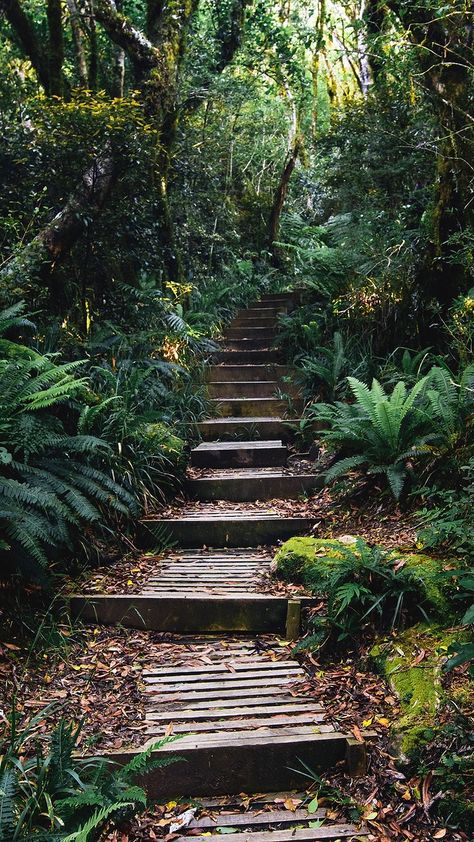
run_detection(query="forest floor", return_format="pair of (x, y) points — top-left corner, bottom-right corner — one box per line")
(1, 492), (472, 842)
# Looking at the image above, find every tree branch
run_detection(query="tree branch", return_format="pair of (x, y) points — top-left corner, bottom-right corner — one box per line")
(0, 0), (50, 91)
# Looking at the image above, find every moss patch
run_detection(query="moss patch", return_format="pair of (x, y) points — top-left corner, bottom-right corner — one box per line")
(274, 536), (452, 620)
(370, 625), (459, 760)
(274, 535), (357, 581)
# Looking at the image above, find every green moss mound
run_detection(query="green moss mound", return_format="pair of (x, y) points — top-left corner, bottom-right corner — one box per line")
(274, 536), (451, 620)
(370, 625), (461, 760)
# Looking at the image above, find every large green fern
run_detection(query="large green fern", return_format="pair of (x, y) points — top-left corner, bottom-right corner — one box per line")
(312, 375), (435, 499)
(0, 309), (137, 579)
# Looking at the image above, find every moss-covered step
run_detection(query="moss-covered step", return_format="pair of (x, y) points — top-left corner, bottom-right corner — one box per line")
(273, 536), (451, 618)
(209, 397), (303, 418)
(195, 416), (300, 441)
(190, 440), (288, 468)
(206, 364), (291, 382)
(186, 469), (322, 501)
(370, 625), (471, 762)
(137, 512), (315, 547)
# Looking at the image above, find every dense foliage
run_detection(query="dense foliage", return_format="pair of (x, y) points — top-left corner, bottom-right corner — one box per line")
(0, 0), (473, 835)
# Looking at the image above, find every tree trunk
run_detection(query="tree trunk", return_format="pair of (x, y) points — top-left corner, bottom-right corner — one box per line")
(0, 0), (50, 92)
(1, 153), (116, 301)
(268, 136), (301, 263)
(47, 0), (65, 96)
(66, 0), (89, 87)
(311, 0), (326, 139)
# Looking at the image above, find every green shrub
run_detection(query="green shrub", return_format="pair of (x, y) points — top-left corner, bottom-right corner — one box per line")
(310, 375), (434, 499)
(0, 705), (179, 840)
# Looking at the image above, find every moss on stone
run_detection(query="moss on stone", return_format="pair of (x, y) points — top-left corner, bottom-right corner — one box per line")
(274, 535), (451, 619)
(274, 535), (357, 582)
(370, 625), (460, 760)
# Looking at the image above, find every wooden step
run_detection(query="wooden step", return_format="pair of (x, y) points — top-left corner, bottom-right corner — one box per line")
(214, 350), (283, 364)
(196, 416), (300, 441)
(224, 338), (276, 351)
(231, 316), (277, 328)
(208, 381), (298, 399)
(69, 592), (293, 633)
(138, 511), (314, 547)
(237, 307), (286, 318)
(207, 365), (290, 382)
(173, 792), (367, 841)
(210, 397), (301, 418)
(226, 327), (276, 340)
(109, 640), (369, 796)
(190, 440), (288, 468)
(186, 470), (322, 502)
(176, 825), (362, 841)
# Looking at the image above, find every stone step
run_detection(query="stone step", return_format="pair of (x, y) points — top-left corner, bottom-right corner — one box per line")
(138, 512), (314, 547)
(224, 338), (276, 351)
(109, 639), (369, 796)
(226, 327), (276, 340)
(214, 349), (283, 364)
(186, 470), (322, 502)
(207, 365), (290, 382)
(209, 397), (303, 417)
(208, 381), (288, 399)
(190, 440), (288, 468)
(196, 416), (299, 441)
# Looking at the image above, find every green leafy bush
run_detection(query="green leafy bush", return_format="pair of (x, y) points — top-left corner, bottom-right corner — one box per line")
(0, 306), (136, 579)
(0, 705), (179, 840)
(311, 375), (434, 499)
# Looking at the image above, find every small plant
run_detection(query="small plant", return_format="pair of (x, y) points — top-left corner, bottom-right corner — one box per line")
(310, 375), (434, 500)
(0, 704), (179, 840)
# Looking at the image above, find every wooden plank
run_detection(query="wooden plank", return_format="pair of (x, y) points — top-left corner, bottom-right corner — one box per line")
(174, 827), (360, 841)
(145, 681), (307, 701)
(145, 703), (320, 721)
(145, 713), (326, 734)
(143, 671), (304, 685)
(148, 694), (312, 712)
(149, 726), (334, 743)
(144, 677), (310, 695)
(189, 808), (326, 827)
(143, 660), (300, 676)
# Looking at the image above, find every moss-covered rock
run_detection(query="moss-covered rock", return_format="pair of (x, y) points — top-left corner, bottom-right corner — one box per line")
(274, 535), (357, 581)
(274, 536), (452, 620)
(370, 625), (459, 760)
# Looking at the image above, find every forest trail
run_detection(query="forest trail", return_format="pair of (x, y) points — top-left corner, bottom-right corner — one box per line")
(73, 293), (373, 840)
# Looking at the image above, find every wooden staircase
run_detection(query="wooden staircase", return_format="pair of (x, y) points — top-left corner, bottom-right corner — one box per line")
(70, 291), (371, 835)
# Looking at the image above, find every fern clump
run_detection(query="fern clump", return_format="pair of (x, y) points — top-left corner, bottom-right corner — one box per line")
(310, 375), (435, 500)
(0, 705), (180, 840)
(0, 304), (137, 579)
(275, 537), (448, 647)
